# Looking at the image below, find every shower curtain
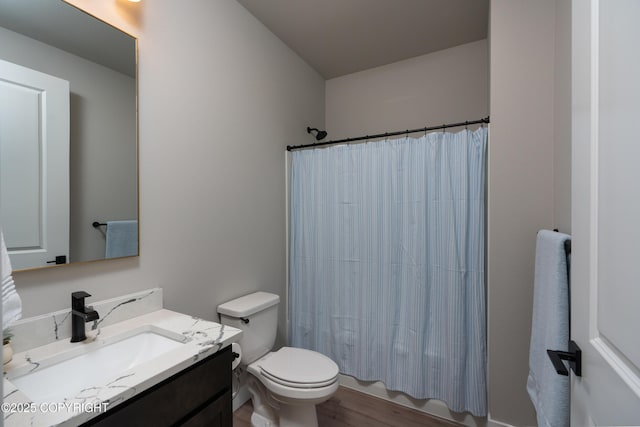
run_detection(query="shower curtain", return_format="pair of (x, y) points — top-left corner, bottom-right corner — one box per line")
(288, 127), (487, 416)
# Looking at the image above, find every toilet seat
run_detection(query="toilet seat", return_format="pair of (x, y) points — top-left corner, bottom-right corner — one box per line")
(261, 369), (337, 389)
(258, 347), (339, 388)
(248, 347), (340, 401)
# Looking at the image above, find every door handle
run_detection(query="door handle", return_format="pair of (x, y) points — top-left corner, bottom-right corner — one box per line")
(547, 340), (582, 376)
(46, 255), (67, 265)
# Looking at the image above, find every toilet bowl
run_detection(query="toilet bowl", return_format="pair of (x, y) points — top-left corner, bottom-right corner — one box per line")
(218, 292), (339, 427)
(250, 347), (339, 403)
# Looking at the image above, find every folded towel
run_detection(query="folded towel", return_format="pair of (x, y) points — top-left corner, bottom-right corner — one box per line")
(527, 229), (571, 427)
(1, 230), (22, 327)
(105, 220), (138, 259)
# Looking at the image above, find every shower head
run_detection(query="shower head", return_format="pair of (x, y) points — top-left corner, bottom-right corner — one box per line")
(307, 127), (327, 141)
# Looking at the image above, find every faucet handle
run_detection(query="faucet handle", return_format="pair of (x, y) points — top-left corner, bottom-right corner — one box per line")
(72, 291), (91, 300)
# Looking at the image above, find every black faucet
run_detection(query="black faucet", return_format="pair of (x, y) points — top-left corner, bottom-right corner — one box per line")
(70, 291), (100, 342)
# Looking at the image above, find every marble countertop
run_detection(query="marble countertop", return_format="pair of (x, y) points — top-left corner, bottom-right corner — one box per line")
(2, 308), (242, 427)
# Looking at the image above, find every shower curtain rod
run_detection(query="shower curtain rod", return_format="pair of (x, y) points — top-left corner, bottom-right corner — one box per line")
(286, 116), (490, 151)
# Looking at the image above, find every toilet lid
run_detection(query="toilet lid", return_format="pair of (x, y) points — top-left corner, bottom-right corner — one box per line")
(259, 347), (339, 387)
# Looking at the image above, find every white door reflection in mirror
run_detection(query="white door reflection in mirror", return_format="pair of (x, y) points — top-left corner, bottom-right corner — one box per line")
(0, 59), (69, 270)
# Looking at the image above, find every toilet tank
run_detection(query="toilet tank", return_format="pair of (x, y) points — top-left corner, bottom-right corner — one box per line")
(217, 292), (279, 364)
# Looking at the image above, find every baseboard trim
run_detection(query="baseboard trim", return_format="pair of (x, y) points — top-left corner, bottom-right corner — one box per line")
(486, 414), (516, 427)
(339, 374), (506, 427)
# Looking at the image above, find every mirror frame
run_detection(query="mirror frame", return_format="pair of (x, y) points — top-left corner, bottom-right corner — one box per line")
(0, 0), (139, 272)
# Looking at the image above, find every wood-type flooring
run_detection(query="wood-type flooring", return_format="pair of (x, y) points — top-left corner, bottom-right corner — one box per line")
(233, 386), (462, 427)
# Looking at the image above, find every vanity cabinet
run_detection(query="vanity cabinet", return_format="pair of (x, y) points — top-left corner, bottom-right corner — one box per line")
(82, 346), (232, 427)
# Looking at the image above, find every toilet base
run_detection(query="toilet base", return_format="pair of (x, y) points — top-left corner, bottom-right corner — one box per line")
(279, 404), (318, 427)
(250, 402), (319, 427)
(251, 411), (278, 427)
(247, 374), (278, 427)
(246, 371), (324, 427)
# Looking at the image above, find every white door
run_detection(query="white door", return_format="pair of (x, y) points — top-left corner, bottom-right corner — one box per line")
(0, 59), (70, 270)
(571, 1), (640, 425)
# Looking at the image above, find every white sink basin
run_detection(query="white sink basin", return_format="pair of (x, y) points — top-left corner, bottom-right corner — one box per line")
(9, 326), (186, 403)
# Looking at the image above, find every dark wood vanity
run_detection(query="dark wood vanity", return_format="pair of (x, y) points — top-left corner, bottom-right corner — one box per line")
(82, 346), (232, 427)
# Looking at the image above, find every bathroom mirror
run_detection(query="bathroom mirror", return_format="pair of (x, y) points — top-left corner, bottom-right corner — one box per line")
(0, 0), (138, 271)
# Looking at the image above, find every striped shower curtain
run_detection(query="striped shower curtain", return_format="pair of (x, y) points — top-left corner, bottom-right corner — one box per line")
(288, 127), (487, 416)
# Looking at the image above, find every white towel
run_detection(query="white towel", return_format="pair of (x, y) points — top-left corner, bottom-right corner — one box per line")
(105, 220), (138, 259)
(1, 230), (22, 327)
(527, 229), (570, 427)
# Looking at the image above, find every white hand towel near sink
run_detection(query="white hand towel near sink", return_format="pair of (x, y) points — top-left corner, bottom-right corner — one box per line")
(1, 229), (22, 326)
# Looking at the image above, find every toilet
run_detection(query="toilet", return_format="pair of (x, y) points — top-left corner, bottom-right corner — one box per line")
(218, 291), (339, 427)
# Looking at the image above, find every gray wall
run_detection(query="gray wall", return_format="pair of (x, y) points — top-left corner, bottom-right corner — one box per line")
(554, 0), (572, 234)
(488, 0), (571, 425)
(0, 26), (136, 263)
(12, 0), (325, 350)
(326, 40), (489, 140)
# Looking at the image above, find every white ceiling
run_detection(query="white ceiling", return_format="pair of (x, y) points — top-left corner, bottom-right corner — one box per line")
(236, 0), (489, 79)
